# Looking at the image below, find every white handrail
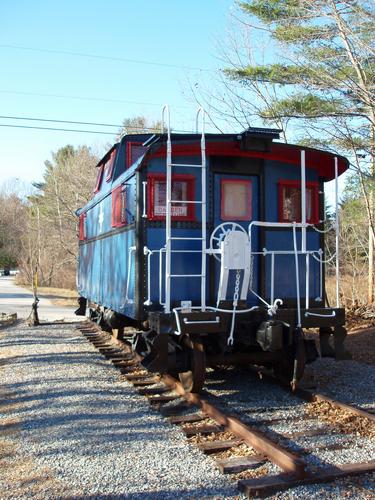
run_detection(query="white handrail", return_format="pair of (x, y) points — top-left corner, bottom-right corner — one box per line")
(121, 246), (136, 307)
(143, 246), (152, 306)
(142, 181), (147, 218)
(301, 150), (307, 252)
(196, 106), (207, 311)
(335, 156), (340, 308)
(292, 223), (302, 327)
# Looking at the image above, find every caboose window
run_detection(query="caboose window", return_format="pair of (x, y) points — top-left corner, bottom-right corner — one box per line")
(278, 180), (318, 223)
(127, 142), (147, 168)
(94, 165), (104, 193)
(112, 184), (127, 227)
(79, 213), (87, 241)
(221, 179), (252, 221)
(104, 149), (117, 182)
(147, 174), (195, 221)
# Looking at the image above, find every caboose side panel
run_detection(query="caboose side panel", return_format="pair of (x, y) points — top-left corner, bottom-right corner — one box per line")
(145, 154), (204, 307)
(262, 160), (322, 304)
(77, 169), (138, 318)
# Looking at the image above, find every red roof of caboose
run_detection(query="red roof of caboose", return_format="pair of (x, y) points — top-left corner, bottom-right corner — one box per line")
(149, 138), (348, 182)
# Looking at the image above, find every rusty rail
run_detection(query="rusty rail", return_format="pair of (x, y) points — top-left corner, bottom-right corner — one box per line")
(78, 322), (375, 498)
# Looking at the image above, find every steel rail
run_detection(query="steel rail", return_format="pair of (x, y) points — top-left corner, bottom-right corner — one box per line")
(77, 321), (375, 498)
(162, 374), (307, 476)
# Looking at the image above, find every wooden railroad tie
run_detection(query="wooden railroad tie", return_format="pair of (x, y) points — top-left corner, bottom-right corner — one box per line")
(147, 395), (181, 405)
(183, 424), (223, 437)
(238, 460), (375, 497)
(138, 386), (170, 396)
(132, 378), (160, 387)
(217, 455), (267, 474)
(197, 438), (243, 454)
(159, 402), (192, 417)
(124, 373), (151, 381)
(169, 413), (205, 424)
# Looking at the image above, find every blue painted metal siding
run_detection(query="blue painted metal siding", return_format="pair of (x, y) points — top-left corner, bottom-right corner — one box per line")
(263, 160), (321, 300)
(78, 147), (326, 319)
(77, 172), (137, 317)
(146, 154), (204, 306)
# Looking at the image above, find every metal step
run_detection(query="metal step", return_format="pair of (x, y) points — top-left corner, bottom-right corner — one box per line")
(169, 274), (204, 278)
(171, 163), (202, 168)
(168, 200), (204, 204)
(169, 237), (204, 241)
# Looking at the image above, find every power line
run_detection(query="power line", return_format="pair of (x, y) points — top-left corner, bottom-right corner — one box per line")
(0, 123), (115, 135)
(0, 88), (170, 107)
(0, 122), (194, 134)
(0, 114), (122, 128)
(0, 44), (213, 73)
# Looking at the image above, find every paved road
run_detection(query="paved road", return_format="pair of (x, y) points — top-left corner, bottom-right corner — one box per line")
(0, 276), (82, 322)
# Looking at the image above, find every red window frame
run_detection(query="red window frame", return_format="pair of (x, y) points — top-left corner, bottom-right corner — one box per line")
(94, 165), (104, 193)
(147, 173), (195, 221)
(111, 184), (127, 227)
(278, 180), (319, 223)
(220, 179), (252, 221)
(79, 213), (87, 241)
(127, 141), (147, 169)
(105, 149), (117, 182)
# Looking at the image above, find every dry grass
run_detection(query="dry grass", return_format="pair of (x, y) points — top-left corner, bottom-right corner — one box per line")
(26, 286), (78, 307)
(306, 400), (375, 439)
(326, 274), (370, 307)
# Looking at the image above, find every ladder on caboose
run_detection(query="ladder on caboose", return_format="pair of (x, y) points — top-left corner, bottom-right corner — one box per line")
(162, 106), (207, 314)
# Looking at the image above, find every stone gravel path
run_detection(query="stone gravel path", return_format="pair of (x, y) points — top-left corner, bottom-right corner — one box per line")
(1, 320), (374, 499)
(0, 321), (240, 499)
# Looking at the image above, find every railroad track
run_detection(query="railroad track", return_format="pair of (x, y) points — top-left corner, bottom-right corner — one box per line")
(77, 322), (375, 498)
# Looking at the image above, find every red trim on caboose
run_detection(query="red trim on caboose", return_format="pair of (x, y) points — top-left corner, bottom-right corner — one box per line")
(105, 149), (117, 182)
(111, 184), (127, 227)
(94, 165), (104, 193)
(149, 141), (348, 181)
(79, 212), (87, 241)
(278, 179), (319, 224)
(147, 173), (196, 221)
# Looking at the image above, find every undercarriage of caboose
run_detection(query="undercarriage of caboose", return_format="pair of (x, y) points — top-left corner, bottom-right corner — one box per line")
(78, 107), (351, 393)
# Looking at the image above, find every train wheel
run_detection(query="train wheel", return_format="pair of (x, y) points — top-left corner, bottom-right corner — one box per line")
(178, 338), (206, 393)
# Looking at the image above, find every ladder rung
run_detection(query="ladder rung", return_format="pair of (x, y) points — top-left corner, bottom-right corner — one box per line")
(169, 200), (204, 204)
(169, 237), (204, 240)
(169, 274), (205, 278)
(170, 163), (202, 168)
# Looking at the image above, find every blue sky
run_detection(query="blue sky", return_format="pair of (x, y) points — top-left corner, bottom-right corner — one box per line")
(0, 0), (234, 185)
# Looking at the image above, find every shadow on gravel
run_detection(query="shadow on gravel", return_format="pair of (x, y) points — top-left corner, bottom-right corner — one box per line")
(0, 339), (83, 347)
(0, 292), (32, 299)
(73, 489), (236, 499)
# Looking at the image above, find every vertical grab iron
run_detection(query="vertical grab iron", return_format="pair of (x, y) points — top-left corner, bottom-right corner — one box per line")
(162, 105), (207, 313)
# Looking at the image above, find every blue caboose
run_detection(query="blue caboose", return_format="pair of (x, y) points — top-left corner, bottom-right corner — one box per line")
(76, 108), (350, 392)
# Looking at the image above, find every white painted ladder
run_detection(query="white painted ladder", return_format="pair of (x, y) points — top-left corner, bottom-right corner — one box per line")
(162, 106), (207, 314)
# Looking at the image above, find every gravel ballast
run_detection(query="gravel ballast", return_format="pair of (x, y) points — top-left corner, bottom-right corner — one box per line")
(0, 322), (241, 499)
(1, 321), (375, 499)
(203, 360), (375, 498)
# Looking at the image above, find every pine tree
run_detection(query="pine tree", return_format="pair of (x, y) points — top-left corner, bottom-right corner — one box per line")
(223, 0), (375, 302)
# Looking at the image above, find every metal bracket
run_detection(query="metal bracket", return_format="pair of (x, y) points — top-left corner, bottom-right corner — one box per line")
(183, 316), (220, 325)
(305, 311), (336, 318)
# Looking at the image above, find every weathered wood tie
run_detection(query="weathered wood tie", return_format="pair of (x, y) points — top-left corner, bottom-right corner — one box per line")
(217, 455), (266, 474)
(238, 460), (375, 497)
(162, 375), (306, 476)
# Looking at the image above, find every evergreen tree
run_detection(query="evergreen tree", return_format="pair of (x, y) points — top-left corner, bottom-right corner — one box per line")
(220, 0), (375, 302)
